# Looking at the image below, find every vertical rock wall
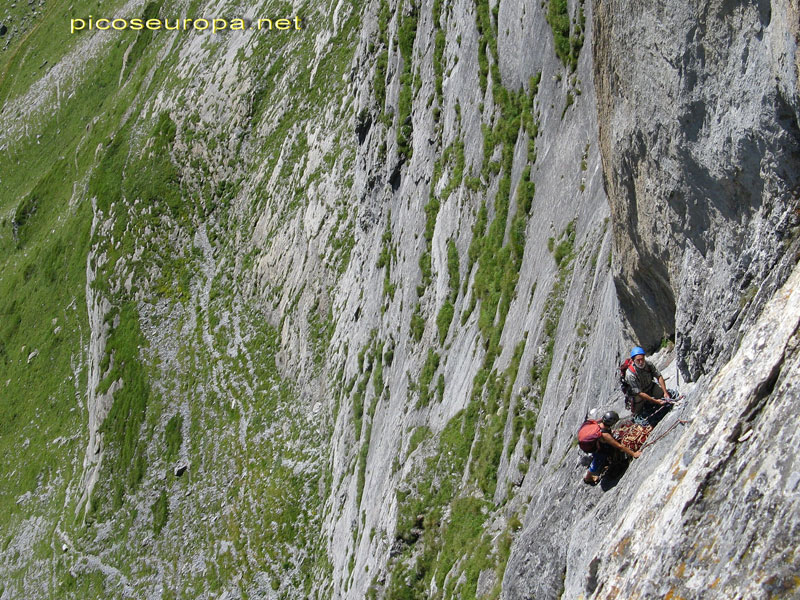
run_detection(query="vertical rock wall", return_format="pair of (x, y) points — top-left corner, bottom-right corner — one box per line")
(1, 0), (799, 598)
(593, 0), (800, 377)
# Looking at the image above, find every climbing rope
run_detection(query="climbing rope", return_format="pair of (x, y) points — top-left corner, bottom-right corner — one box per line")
(636, 390), (692, 449)
(640, 417), (690, 450)
(614, 394), (690, 451)
(615, 393), (679, 425)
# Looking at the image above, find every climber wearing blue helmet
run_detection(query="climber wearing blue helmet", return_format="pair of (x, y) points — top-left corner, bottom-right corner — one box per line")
(630, 346), (646, 359)
(625, 346), (671, 419)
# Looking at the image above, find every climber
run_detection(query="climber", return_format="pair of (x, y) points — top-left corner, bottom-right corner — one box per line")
(579, 411), (641, 485)
(625, 346), (672, 422)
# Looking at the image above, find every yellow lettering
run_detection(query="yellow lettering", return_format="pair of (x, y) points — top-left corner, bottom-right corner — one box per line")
(64, 14), (305, 34)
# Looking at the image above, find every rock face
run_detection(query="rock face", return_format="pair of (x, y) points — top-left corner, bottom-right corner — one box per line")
(588, 258), (800, 599)
(593, 0), (800, 378)
(503, 2), (800, 597)
(0, 0), (798, 598)
(506, 262), (800, 600)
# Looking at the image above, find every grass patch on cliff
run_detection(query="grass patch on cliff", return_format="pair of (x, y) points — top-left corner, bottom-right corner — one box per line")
(546, 0), (586, 72)
(377, 214), (398, 303)
(388, 403), (517, 599)
(436, 301), (455, 344)
(530, 221), (576, 397)
(465, 43), (538, 351)
(415, 137), (464, 312)
(164, 414), (183, 463)
(414, 349), (441, 408)
(329, 206), (357, 274)
(389, 414), (474, 596)
(151, 489), (169, 534)
(308, 298), (336, 372)
(432, 0), (446, 105)
(407, 426), (432, 458)
(372, 0), (391, 116)
(474, 0), (497, 94)
(410, 304), (425, 341)
(95, 302), (153, 511)
(396, 2), (419, 161)
(356, 338), (386, 508)
(470, 160), (534, 362)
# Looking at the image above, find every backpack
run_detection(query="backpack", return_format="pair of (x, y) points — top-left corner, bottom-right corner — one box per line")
(618, 358), (637, 410)
(577, 420), (604, 453)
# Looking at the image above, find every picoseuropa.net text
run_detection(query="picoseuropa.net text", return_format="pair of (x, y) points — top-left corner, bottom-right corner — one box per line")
(70, 16), (303, 34)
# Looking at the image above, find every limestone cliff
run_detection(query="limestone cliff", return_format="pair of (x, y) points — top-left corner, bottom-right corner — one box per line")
(0, 0), (797, 598)
(594, 0), (800, 381)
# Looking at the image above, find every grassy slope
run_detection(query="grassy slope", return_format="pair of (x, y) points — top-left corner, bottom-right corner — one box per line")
(0, 0), (360, 597)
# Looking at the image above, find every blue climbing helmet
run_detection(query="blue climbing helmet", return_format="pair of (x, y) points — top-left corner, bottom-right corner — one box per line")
(630, 346), (646, 359)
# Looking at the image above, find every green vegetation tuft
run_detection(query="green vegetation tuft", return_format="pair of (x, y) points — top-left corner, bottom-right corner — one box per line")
(546, 0), (571, 67)
(474, 0), (497, 94)
(416, 349), (441, 408)
(377, 214), (398, 301)
(98, 302), (152, 510)
(546, 0), (586, 72)
(374, 51), (389, 112)
(551, 220), (576, 266)
(470, 129), (534, 363)
(152, 489), (168, 535)
(530, 221), (577, 397)
(164, 414), (183, 463)
(388, 399), (517, 600)
(373, 0), (392, 117)
(410, 304), (425, 341)
(396, 3), (419, 161)
(432, 0), (446, 105)
(447, 240), (461, 301)
(436, 301), (455, 344)
(407, 426), (432, 457)
(308, 300), (336, 371)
